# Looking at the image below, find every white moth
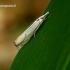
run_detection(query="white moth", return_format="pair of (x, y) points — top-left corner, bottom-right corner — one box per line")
(14, 12), (49, 50)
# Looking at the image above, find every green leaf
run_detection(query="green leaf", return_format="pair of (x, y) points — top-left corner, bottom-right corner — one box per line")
(10, 0), (70, 70)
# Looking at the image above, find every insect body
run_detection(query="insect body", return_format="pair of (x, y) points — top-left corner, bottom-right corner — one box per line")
(14, 12), (49, 50)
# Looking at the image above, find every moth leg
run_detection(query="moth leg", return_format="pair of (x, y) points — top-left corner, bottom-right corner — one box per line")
(33, 24), (41, 37)
(33, 28), (37, 37)
(34, 33), (35, 37)
(17, 45), (22, 50)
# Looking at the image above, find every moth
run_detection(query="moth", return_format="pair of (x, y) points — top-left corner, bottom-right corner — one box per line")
(14, 12), (49, 50)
